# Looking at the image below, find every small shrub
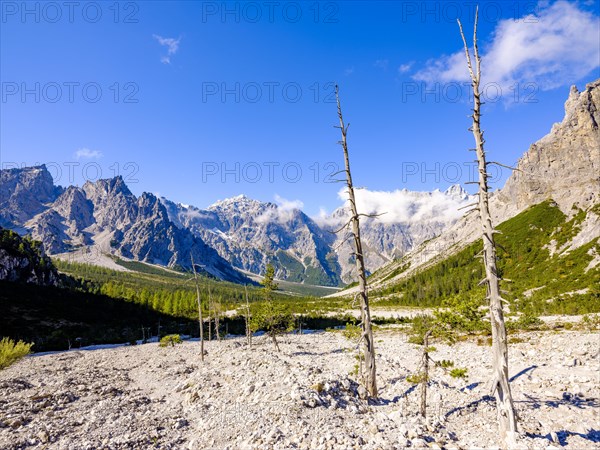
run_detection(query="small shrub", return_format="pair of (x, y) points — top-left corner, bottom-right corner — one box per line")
(0, 338), (33, 370)
(477, 336), (493, 346)
(408, 314), (436, 344)
(580, 314), (600, 331)
(406, 372), (428, 384)
(449, 368), (468, 379)
(435, 293), (487, 334)
(249, 301), (295, 351)
(343, 323), (362, 341)
(507, 312), (543, 331)
(438, 359), (454, 369)
(159, 334), (182, 348)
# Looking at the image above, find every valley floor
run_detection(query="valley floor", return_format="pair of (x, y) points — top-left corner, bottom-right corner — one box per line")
(0, 328), (598, 450)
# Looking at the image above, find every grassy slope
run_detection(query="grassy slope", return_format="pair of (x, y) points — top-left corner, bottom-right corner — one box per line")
(373, 201), (600, 315)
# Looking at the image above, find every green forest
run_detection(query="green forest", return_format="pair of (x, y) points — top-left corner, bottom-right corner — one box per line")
(374, 201), (600, 315)
(1, 200), (598, 352)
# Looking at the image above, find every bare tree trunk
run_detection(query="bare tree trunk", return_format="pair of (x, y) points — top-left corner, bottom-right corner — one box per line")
(245, 285), (252, 348)
(190, 254), (204, 362)
(208, 283), (212, 342)
(271, 333), (280, 352)
(335, 85), (378, 398)
(214, 294), (221, 342)
(420, 330), (432, 417)
(458, 10), (517, 448)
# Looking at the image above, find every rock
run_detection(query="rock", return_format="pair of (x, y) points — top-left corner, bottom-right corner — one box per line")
(411, 438), (428, 448)
(357, 386), (367, 399)
(397, 423), (408, 437)
(407, 428), (419, 439)
(37, 430), (49, 443)
(173, 418), (188, 429)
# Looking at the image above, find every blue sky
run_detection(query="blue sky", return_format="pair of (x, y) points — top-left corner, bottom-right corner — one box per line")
(1, 0), (599, 217)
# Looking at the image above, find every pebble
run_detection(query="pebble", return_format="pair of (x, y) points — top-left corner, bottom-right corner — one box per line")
(0, 331), (597, 450)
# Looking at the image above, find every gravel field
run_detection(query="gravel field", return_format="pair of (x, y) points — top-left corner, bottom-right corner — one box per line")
(0, 328), (598, 450)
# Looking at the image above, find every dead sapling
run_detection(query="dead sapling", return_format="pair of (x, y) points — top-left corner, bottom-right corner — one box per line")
(457, 8), (518, 447)
(333, 85), (378, 398)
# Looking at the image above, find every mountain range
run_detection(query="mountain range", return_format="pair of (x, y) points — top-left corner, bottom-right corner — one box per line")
(0, 169), (471, 286)
(6, 80), (596, 288)
(336, 79), (600, 296)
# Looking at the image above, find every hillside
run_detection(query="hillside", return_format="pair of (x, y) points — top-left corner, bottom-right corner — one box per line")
(333, 79), (600, 300)
(0, 227), (58, 286)
(0, 169), (248, 283)
(1, 165), (472, 287)
(370, 201), (600, 315)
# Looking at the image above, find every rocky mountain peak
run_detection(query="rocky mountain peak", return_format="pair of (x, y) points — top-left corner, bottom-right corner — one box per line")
(138, 192), (170, 219)
(82, 175), (133, 201)
(0, 165), (62, 228)
(0, 164), (57, 199)
(52, 186), (94, 230)
(208, 194), (266, 211)
(445, 184), (469, 200)
(501, 78), (600, 212)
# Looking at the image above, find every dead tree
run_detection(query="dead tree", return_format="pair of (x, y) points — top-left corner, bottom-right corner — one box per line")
(244, 284), (252, 347)
(214, 292), (222, 341)
(208, 308), (212, 341)
(334, 85), (378, 398)
(419, 330), (432, 417)
(458, 9), (518, 448)
(190, 254), (205, 362)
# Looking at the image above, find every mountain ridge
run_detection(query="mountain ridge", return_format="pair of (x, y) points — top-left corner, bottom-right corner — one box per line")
(332, 78), (600, 296)
(0, 168), (248, 283)
(0, 163), (469, 286)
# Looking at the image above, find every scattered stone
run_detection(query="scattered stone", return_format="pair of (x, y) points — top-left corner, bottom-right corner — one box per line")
(0, 330), (597, 449)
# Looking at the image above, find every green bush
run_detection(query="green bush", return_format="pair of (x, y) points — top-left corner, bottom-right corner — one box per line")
(449, 368), (468, 379)
(507, 312), (543, 331)
(342, 323), (362, 341)
(406, 372), (428, 384)
(159, 334), (182, 348)
(408, 314), (437, 344)
(580, 314), (600, 331)
(434, 292), (487, 333)
(249, 302), (295, 338)
(0, 337), (33, 370)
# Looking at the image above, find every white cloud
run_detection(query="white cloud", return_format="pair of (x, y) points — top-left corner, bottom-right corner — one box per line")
(344, 67), (355, 76)
(334, 186), (473, 225)
(274, 194), (304, 211)
(74, 148), (103, 160)
(180, 206), (212, 221)
(413, 1), (599, 94)
(312, 205), (343, 228)
(153, 34), (181, 64)
(256, 195), (304, 224)
(398, 62), (414, 74)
